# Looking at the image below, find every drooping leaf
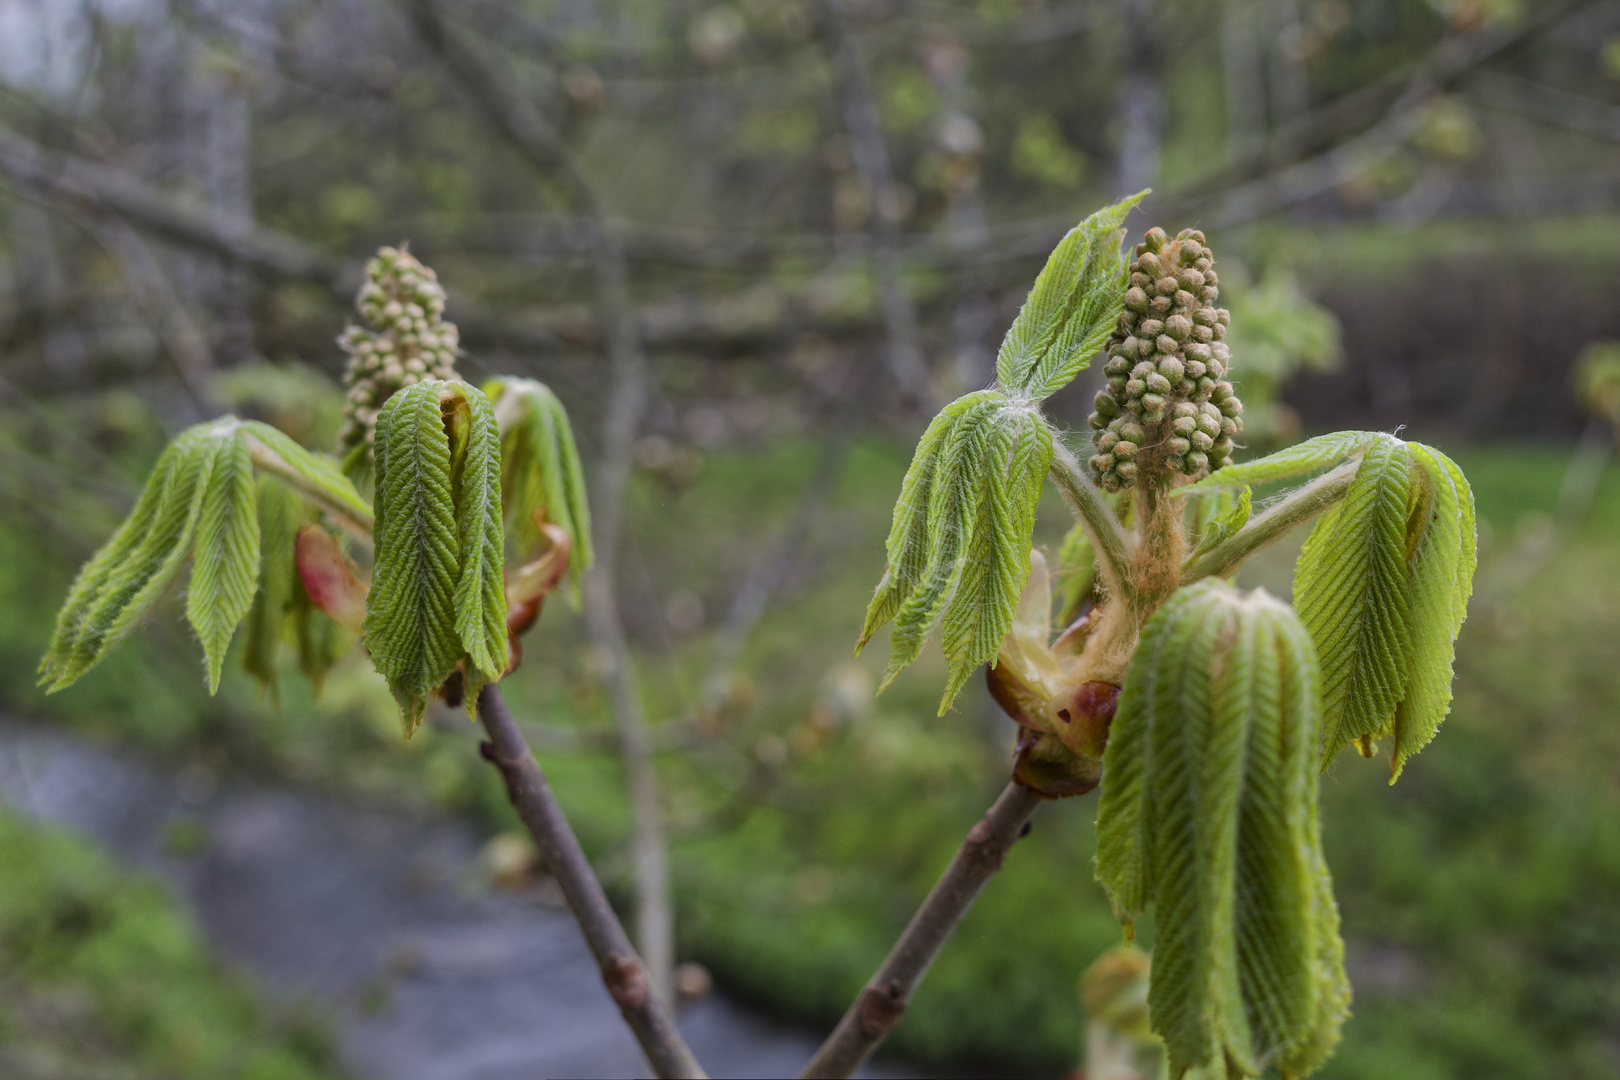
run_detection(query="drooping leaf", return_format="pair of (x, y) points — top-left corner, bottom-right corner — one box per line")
(857, 390), (1055, 713)
(1294, 435), (1475, 775)
(39, 422), (221, 692)
(185, 432), (260, 693)
(363, 381), (465, 734)
(485, 377), (594, 607)
(995, 191), (1147, 400)
(42, 416), (372, 699)
(242, 476), (305, 700)
(1387, 443), (1477, 779)
(1095, 580), (1349, 1078)
(449, 382), (509, 707)
(239, 420), (374, 538)
(294, 525), (368, 633)
(1175, 431), (1385, 497)
(1295, 435), (1412, 767)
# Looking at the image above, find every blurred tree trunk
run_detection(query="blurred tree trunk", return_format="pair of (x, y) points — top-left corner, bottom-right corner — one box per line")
(1116, 0), (1162, 197)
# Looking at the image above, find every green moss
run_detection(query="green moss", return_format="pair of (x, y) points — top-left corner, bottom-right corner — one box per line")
(0, 808), (344, 1079)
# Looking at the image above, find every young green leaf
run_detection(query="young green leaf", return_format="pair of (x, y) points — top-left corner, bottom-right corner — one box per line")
(185, 433), (260, 693)
(856, 390), (1054, 713)
(1388, 444), (1476, 779)
(1294, 436), (1475, 776)
(995, 191), (1147, 400)
(1295, 435), (1412, 768)
(1175, 430), (1384, 497)
(364, 379), (509, 733)
(484, 376), (594, 606)
(450, 383), (509, 707)
(39, 423), (221, 692)
(1054, 520), (1095, 625)
(241, 477), (305, 701)
(364, 381), (465, 734)
(1095, 580), (1349, 1078)
(1190, 486), (1252, 558)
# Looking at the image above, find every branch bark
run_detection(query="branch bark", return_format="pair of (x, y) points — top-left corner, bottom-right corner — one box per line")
(474, 686), (707, 1080)
(405, 0), (676, 1005)
(799, 781), (1043, 1078)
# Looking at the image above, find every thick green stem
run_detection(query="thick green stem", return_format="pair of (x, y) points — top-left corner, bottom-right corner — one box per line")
(1182, 461), (1357, 582)
(1049, 442), (1135, 608)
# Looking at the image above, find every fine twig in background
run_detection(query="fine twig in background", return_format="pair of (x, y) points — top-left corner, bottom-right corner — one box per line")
(474, 686), (707, 1080)
(799, 781), (1044, 1078)
(813, 0), (933, 408)
(89, 214), (218, 421)
(405, 0), (677, 1004)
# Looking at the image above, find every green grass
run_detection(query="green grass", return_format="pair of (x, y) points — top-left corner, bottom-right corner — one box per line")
(0, 807), (345, 1079)
(6, 430), (1620, 1076)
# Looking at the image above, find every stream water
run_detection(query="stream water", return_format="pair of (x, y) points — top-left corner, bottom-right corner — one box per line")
(0, 719), (917, 1080)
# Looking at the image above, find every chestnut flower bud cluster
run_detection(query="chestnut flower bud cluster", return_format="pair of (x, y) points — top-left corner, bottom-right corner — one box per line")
(1088, 227), (1243, 491)
(338, 247), (461, 459)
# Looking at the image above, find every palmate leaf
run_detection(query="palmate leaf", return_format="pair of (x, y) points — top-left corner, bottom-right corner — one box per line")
(856, 390), (1053, 713)
(364, 379), (508, 733)
(1095, 580), (1349, 1079)
(1293, 435), (1476, 777)
(995, 191), (1147, 400)
(185, 432), (260, 693)
(484, 376), (594, 606)
(1176, 430), (1385, 498)
(39, 422), (221, 692)
(40, 415), (372, 698)
(1055, 520), (1095, 625)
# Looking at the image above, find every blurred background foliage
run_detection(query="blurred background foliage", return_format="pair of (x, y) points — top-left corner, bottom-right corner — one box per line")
(3, 0), (1620, 1076)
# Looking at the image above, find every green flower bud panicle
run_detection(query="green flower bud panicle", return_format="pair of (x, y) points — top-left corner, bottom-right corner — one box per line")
(338, 246), (461, 483)
(1089, 228), (1242, 491)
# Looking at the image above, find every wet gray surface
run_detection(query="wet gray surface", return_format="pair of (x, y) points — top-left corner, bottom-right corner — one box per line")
(0, 720), (915, 1080)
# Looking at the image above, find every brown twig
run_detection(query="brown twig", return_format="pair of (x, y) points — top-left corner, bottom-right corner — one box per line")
(474, 685), (707, 1080)
(405, 0), (677, 1003)
(798, 781), (1043, 1078)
